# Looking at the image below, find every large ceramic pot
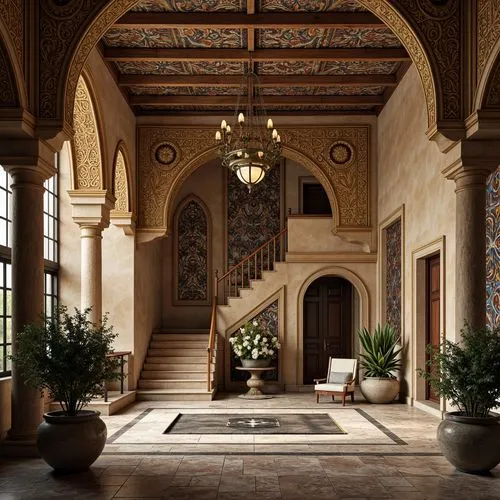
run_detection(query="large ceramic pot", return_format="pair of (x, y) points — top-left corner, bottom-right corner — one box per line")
(360, 377), (400, 404)
(37, 410), (107, 471)
(437, 412), (500, 474)
(241, 358), (271, 368)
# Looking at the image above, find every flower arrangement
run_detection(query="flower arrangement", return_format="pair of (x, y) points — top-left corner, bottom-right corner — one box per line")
(229, 319), (280, 360)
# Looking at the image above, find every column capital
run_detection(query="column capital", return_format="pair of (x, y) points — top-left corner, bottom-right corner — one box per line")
(68, 189), (116, 230)
(0, 137), (57, 184)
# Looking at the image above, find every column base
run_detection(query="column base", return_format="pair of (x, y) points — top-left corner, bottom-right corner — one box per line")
(0, 437), (40, 457)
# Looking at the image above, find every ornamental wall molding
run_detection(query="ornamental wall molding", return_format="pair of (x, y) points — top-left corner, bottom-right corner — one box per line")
(0, 0), (23, 77)
(478, 0), (500, 85)
(111, 141), (131, 213)
(137, 125), (370, 235)
(0, 38), (17, 108)
(71, 74), (104, 190)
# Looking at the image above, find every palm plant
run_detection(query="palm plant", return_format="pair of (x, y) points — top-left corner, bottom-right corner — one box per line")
(358, 324), (402, 378)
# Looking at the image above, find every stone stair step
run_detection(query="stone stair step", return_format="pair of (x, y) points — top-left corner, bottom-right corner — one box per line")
(138, 379), (207, 390)
(147, 345), (207, 356)
(143, 362), (208, 371)
(146, 353), (207, 363)
(136, 389), (214, 401)
(149, 338), (208, 348)
(141, 370), (213, 380)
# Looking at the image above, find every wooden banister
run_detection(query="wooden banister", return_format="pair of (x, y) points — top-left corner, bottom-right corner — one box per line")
(207, 271), (218, 392)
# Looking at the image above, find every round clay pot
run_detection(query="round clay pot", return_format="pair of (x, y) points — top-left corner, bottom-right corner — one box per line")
(437, 412), (500, 474)
(241, 358), (271, 368)
(360, 377), (400, 404)
(37, 410), (107, 471)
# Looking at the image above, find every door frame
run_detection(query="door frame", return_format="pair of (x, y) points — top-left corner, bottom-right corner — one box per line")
(411, 237), (446, 415)
(296, 266), (370, 386)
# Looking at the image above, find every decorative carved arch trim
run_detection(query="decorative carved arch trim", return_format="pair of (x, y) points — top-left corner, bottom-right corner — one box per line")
(477, 49), (500, 110)
(0, 34), (23, 108)
(111, 141), (132, 214)
(71, 73), (105, 190)
(296, 266), (371, 386)
(173, 194), (212, 306)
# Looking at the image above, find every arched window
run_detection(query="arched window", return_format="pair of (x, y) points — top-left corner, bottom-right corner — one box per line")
(174, 196), (211, 305)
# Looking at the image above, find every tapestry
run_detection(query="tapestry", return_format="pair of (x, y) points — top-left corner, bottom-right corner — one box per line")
(230, 300), (279, 382)
(227, 164), (281, 271)
(385, 219), (402, 338)
(486, 167), (500, 328)
(176, 199), (208, 301)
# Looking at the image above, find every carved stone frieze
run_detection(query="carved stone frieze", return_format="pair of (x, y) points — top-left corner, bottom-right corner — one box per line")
(72, 76), (103, 189)
(112, 148), (129, 212)
(478, 0), (500, 86)
(0, 0), (23, 75)
(138, 126), (370, 232)
(0, 39), (17, 107)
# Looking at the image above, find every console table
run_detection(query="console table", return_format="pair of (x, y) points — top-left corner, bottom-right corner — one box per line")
(236, 365), (276, 399)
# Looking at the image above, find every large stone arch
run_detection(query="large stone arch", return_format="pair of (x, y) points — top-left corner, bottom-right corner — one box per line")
(54, 0), (443, 137)
(71, 73), (106, 190)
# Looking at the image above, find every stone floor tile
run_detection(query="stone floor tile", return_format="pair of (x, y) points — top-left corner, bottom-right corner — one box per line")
(189, 475), (221, 488)
(162, 487), (218, 499)
(256, 474), (280, 492)
(218, 474), (256, 492)
(115, 475), (173, 498)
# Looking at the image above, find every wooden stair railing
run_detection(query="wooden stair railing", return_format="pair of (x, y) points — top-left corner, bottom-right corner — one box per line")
(207, 272), (218, 392)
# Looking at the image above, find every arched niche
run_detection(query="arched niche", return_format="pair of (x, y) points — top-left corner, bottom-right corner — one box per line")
(173, 194), (212, 305)
(71, 73), (105, 190)
(111, 141), (132, 214)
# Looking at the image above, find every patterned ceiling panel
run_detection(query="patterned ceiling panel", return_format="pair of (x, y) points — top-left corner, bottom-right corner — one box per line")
(313, 85), (385, 95)
(117, 61), (244, 75)
(137, 104), (374, 112)
(260, 87), (317, 95)
(318, 61), (400, 75)
(138, 105), (235, 111)
(258, 61), (318, 75)
(264, 104), (375, 110)
(103, 28), (245, 49)
(258, 0), (365, 12)
(130, 86), (192, 95)
(259, 28), (401, 49)
(132, 0), (244, 12)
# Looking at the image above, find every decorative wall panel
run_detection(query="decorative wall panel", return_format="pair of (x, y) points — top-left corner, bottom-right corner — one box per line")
(112, 149), (129, 213)
(137, 125), (370, 233)
(385, 218), (402, 338)
(227, 165), (281, 270)
(175, 197), (210, 304)
(486, 167), (500, 328)
(478, 0), (500, 85)
(0, 39), (17, 107)
(0, 0), (23, 73)
(230, 300), (279, 382)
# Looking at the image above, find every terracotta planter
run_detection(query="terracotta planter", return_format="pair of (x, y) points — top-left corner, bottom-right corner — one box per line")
(241, 358), (271, 368)
(437, 412), (500, 474)
(360, 377), (400, 404)
(37, 410), (107, 471)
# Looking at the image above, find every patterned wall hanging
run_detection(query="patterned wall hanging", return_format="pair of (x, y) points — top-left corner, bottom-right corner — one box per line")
(226, 164), (281, 271)
(230, 300), (279, 383)
(385, 218), (402, 338)
(174, 196), (211, 305)
(486, 167), (500, 328)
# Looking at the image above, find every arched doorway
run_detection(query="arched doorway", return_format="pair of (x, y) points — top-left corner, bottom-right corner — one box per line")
(303, 276), (354, 385)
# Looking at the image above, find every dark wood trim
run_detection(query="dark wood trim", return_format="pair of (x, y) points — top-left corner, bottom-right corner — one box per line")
(119, 73), (398, 87)
(129, 95), (385, 106)
(134, 109), (378, 116)
(104, 47), (410, 62)
(114, 11), (385, 29)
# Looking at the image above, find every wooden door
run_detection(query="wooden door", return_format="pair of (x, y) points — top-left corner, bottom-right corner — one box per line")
(303, 277), (352, 384)
(426, 255), (441, 403)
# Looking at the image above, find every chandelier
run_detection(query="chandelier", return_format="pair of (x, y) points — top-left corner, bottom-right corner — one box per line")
(215, 59), (282, 192)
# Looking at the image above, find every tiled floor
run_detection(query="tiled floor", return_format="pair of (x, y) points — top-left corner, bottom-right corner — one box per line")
(1, 392), (500, 499)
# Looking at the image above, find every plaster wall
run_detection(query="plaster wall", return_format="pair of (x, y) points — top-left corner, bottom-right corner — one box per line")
(377, 64), (456, 405)
(0, 377), (10, 439)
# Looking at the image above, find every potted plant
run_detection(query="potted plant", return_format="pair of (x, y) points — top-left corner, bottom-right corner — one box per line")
(11, 306), (122, 472)
(229, 319), (280, 368)
(358, 324), (402, 404)
(418, 323), (500, 474)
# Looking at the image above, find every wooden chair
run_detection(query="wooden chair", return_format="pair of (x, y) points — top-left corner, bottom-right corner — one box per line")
(314, 358), (357, 406)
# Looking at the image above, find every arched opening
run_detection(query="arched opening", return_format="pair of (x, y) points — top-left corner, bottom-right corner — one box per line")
(302, 276), (356, 385)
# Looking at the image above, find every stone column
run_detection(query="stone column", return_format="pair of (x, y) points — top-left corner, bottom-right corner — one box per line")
(0, 139), (56, 455)
(444, 142), (499, 331)
(68, 191), (114, 325)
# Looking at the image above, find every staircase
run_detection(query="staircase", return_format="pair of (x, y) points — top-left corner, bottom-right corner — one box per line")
(136, 329), (216, 401)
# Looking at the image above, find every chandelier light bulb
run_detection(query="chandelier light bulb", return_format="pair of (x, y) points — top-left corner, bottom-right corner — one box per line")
(267, 118), (273, 129)
(258, 151), (264, 158)
(226, 125), (232, 134)
(215, 131), (222, 141)
(238, 113), (245, 124)
(276, 135), (281, 143)
(221, 119), (227, 130)
(272, 129), (278, 139)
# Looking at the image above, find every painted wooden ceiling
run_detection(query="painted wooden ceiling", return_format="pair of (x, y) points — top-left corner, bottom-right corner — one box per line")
(101, 0), (411, 115)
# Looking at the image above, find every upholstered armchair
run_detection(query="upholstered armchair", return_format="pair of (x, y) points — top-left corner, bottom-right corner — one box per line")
(314, 358), (358, 406)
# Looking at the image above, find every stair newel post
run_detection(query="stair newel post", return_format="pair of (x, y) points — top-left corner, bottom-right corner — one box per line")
(247, 258), (250, 287)
(254, 253), (257, 280)
(273, 237), (276, 267)
(214, 269), (219, 303)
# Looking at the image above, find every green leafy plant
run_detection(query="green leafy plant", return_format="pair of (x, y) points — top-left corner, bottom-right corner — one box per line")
(417, 324), (500, 417)
(11, 306), (122, 416)
(229, 319), (280, 360)
(358, 324), (402, 378)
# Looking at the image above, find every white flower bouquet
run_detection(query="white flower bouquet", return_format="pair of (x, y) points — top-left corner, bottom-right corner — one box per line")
(229, 319), (281, 360)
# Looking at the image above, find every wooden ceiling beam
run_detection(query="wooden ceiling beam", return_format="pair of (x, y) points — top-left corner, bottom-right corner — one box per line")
(105, 47), (409, 62)
(114, 11), (385, 29)
(129, 95), (385, 106)
(119, 74), (398, 87)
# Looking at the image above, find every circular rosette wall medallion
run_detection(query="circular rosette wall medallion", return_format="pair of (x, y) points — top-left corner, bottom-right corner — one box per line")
(152, 142), (180, 170)
(329, 141), (355, 168)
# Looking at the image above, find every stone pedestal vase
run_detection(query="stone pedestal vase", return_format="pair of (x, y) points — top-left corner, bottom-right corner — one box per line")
(241, 358), (271, 368)
(360, 377), (400, 404)
(37, 410), (107, 471)
(437, 412), (500, 474)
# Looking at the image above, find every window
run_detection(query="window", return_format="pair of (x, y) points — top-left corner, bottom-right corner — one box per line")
(0, 155), (59, 378)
